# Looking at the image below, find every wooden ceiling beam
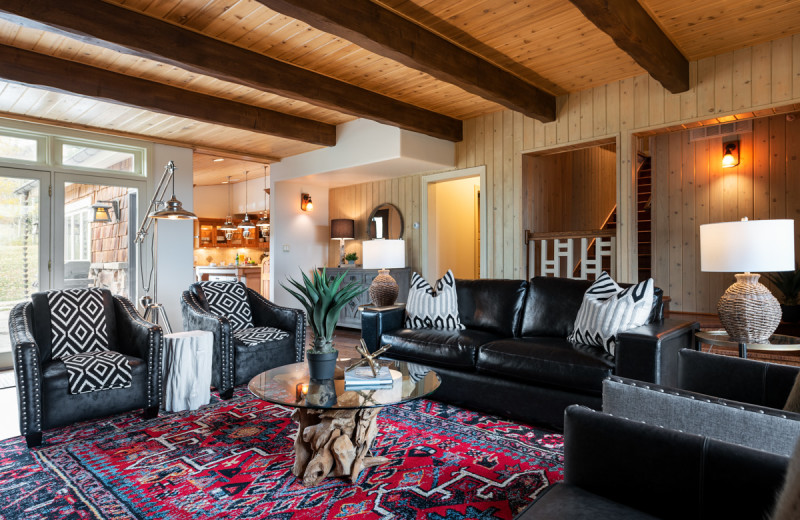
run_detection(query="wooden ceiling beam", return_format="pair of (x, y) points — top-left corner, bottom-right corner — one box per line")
(0, 44), (336, 146)
(0, 0), (462, 142)
(569, 0), (689, 93)
(256, 0), (556, 122)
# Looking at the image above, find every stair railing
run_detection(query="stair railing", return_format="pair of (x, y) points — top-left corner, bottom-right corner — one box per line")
(525, 229), (616, 280)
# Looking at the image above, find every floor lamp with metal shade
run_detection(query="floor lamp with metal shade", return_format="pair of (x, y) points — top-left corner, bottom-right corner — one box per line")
(700, 218), (795, 342)
(134, 160), (197, 333)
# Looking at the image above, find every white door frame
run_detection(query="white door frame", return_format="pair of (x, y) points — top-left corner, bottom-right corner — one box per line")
(421, 165), (487, 281)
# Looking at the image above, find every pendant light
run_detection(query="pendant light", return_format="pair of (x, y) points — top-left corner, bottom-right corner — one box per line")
(238, 170), (255, 239)
(220, 176), (237, 240)
(256, 165), (270, 238)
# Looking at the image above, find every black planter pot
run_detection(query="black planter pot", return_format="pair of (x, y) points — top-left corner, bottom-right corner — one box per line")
(781, 304), (800, 323)
(307, 349), (338, 380)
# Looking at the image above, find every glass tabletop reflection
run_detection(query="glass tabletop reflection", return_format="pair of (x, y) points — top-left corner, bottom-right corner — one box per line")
(248, 359), (440, 410)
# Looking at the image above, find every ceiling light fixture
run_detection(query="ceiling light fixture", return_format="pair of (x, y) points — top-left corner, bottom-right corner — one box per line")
(220, 175), (237, 240)
(256, 165), (270, 238)
(238, 170), (255, 238)
(213, 158), (224, 162)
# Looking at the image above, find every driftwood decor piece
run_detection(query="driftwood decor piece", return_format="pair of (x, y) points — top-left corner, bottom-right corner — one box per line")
(291, 391), (389, 487)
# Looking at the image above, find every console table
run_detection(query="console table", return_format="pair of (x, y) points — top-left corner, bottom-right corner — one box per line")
(321, 267), (411, 329)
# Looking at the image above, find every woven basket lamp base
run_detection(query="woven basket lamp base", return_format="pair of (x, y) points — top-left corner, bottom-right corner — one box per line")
(369, 269), (399, 307)
(717, 273), (781, 343)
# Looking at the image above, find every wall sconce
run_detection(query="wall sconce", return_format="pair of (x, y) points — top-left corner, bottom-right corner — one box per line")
(722, 140), (740, 168)
(91, 200), (119, 223)
(301, 193), (313, 212)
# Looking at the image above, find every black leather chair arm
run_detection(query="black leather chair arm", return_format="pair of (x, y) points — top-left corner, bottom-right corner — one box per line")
(247, 289), (306, 362)
(113, 296), (163, 409)
(678, 348), (800, 409)
(361, 306), (406, 354)
(180, 290), (234, 394)
(614, 318), (700, 387)
(9, 302), (42, 438)
(519, 405), (787, 520)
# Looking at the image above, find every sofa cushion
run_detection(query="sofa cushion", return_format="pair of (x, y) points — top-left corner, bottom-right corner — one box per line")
(520, 277), (593, 338)
(405, 270), (464, 330)
(194, 281), (254, 331)
(455, 279), (528, 337)
(381, 328), (501, 369)
(476, 338), (614, 395)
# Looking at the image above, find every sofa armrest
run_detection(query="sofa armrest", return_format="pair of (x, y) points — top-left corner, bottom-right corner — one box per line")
(602, 377), (800, 457)
(247, 289), (306, 362)
(361, 305), (406, 354)
(113, 296), (163, 409)
(614, 318), (699, 386)
(563, 405), (788, 520)
(9, 302), (42, 438)
(678, 349), (800, 409)
(181, 290), (234, 395)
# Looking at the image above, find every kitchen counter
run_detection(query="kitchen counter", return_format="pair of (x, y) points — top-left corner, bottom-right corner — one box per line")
(195, 265), (264, 294)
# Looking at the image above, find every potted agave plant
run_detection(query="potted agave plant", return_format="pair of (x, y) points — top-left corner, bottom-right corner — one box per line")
(765, 264), (800, 323)
(282, 268), (366, 380)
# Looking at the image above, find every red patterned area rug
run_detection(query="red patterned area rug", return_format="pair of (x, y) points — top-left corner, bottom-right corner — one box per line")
(0, 389), (563, 519)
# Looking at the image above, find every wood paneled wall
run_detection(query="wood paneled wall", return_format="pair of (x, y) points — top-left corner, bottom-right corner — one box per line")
(652, 114), (800, 313)
(328, 176), (422, 272)
(524, 144), (616, 233)
(331, 36), (800, 293)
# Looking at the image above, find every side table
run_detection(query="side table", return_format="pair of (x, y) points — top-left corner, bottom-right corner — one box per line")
(162, 331), (213, 412)
(695, 330), (800, 359)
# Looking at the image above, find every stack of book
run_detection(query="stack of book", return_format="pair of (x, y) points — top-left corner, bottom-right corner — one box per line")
(344, 365), (393, 390)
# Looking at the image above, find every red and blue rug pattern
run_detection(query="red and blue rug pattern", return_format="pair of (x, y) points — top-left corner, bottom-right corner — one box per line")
(0, 388), (563, 519)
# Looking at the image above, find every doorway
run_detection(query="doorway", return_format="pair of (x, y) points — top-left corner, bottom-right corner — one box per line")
(422, 166), (486, 281)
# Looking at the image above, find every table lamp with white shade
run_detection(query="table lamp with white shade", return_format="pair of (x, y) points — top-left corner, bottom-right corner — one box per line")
(363, 239), (406, 306)
(700, 218), (795, 342)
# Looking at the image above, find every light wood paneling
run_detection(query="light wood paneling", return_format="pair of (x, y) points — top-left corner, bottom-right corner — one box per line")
(651, 114), (800, 313)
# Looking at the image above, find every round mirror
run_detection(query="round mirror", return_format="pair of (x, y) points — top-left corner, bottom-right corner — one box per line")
(367, 203), (404, 239)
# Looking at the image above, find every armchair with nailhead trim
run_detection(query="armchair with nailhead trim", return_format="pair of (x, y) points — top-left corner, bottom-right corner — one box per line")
(181, 281), (305, 399)
(10, 289), (162, 448)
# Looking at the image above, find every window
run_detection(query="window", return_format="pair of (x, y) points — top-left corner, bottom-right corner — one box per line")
(56, 138), (144, 176)
(0, 134), (38, 162)
(64, 199), (91, 262)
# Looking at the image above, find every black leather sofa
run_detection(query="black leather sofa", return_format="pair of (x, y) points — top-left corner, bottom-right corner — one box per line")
(517, 405), (789, 519)
(362, 276), (698, 429)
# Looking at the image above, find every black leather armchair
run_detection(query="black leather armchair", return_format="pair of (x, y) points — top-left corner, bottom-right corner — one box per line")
(10, 290), (162, 448)
(181, 282), (305, 399)
(518, 405), (790, 519)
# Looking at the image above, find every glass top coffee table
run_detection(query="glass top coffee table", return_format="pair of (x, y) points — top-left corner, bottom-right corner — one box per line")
(695, 330), (800, 359)
(249, 359), (440, 487)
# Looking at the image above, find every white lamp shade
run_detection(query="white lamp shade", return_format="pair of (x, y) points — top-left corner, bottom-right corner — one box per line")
(700, 219), (795, 272)
(363, 239), (406, 269)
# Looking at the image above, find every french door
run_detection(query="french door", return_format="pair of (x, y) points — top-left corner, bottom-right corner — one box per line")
(0, 169), (146, 370)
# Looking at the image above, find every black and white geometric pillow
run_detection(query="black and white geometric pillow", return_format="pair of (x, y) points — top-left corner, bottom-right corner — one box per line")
(47, 288), (109, 359)
(198, 281), (254, 331)
(568, 271), (654, 356)
(233, 326), (289, 346)
(404, 270), (465, 330)
(61, 350), (132, 394)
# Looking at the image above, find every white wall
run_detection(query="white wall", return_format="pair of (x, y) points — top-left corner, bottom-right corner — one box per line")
(269, 181), (329, 310)
(151, 144), (194, 331)
(428, 176), (480, 279)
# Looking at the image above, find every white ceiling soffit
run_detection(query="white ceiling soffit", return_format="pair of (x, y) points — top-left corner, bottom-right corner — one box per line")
(269, 119), (455, 188)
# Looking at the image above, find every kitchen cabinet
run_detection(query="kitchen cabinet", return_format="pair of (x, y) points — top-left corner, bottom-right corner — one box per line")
(194, 218), (268, 249)
(321, 267), (411, 329)
(195, 265), (263, 294)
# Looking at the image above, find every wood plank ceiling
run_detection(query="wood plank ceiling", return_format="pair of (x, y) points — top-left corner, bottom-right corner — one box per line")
(0, 0), (797, 185)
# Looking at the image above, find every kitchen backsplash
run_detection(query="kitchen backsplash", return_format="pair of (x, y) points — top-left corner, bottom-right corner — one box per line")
(193, 248), (267, 266)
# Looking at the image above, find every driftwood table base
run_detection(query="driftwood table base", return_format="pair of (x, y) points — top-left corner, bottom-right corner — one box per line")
(291, 402), (390, 487)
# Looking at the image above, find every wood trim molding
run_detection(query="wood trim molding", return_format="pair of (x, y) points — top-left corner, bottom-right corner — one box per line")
(0, 0), (462, 142)
(0, 44), (336, 146)
(257, 0), (556, 122)
(568, 0), (689, 93)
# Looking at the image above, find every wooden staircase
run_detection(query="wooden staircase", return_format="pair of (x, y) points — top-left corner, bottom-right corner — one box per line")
(637, 154), (652, 282)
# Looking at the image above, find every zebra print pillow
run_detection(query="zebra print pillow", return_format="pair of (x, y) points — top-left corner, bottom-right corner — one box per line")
(404, 270), (465, 330)
(568, 271), (654, 356)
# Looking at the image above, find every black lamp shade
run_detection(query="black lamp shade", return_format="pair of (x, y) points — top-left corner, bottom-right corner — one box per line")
(331, 219), (355, 240)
